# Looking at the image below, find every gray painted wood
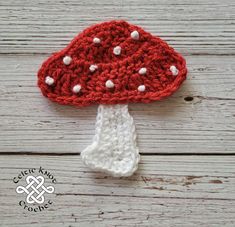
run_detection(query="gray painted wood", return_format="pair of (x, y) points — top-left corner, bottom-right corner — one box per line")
(0, 0), (234, 154)
(0, 0), (235, 226)
(0, 0), (235, 55)
(0, 55), (234, 153)
(0, 155), (235, 226)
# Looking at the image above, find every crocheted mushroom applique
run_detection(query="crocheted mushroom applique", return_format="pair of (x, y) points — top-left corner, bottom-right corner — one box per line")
(38, 20), (187, 177)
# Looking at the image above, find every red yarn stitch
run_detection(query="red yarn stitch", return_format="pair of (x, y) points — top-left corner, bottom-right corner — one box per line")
(38, 20), (187, 107)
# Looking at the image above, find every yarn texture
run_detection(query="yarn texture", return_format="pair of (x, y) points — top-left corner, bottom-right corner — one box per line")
(37, 20), (187, 177)
(81, 104), (139, 177)
(37, 20), (187, 106)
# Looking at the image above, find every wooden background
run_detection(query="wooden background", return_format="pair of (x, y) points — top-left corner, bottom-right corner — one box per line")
(0, 0), (235, 226)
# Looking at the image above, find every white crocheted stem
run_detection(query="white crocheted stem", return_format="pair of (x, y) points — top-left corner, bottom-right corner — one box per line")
(81, 104), (140, 177)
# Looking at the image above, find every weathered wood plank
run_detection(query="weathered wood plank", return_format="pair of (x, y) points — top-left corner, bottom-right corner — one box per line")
(1, 1), (235, 226)
(0, 55), (234, 154)
(0, 155), (234, 226)
(0, 0), (235, 55)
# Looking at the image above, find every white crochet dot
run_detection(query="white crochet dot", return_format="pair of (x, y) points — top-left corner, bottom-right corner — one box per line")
(93, 37), (101, 44)
(89, 64), (98, 72)
(170, 65), (179, 76)
(63, 56), (72, 65)
(138, 85), (145, 92)
(105, 80), (114, 88)
(72, 84), (81, 93)
(131, 30), (139, 40)
(45, 76), (54, 86)
(113, 46), (121, 55)
(138, 67), (147, 75)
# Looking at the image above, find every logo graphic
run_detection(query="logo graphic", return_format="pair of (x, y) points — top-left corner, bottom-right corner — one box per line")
(13, 167), (56, 212)
(16, 175), (54, 204)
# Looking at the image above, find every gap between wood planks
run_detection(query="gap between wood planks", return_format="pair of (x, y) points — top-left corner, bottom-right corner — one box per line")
(54, 193), (235, 201)
(0, 152), (235, 156)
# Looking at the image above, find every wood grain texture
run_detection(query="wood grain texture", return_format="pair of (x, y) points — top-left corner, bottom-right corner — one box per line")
(0, 0), (235, 153)
(0, 0), (235, 226)
(0, 155), (235, 226)
(0, 0), (235, 55)
(0, 55), (234, 153)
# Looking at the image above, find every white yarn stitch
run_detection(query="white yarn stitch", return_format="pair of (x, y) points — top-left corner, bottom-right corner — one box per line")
(138, 67), (147, 75)
(72, 84), (81, 93)
(131, 30), (139, 40)
(170, 65), (179, 76)
(113, 46), (121, 55)
(138, 85), (145, 92)
(89, 64), (98, 72)
(63, 56), (72, 65)
(81, 104), (140, 177)
(93, 37), (101, 44)
(105, 80), (114, 88)
(45, 76), (54, 85)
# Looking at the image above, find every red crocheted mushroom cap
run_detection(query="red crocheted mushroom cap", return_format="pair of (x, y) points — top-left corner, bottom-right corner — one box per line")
(38, 20), (187, 107)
